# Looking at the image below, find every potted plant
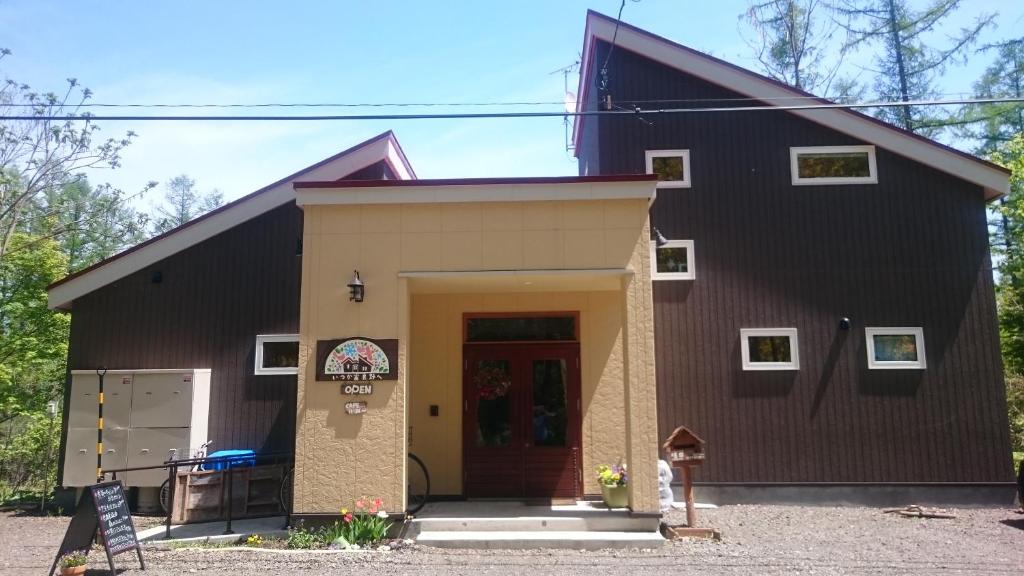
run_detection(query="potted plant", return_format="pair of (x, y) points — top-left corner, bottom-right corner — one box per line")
(596, 463), (628, 508)
(58, 551), (88, 576)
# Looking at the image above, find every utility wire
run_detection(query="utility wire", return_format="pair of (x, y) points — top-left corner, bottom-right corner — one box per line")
(2, 97), (1021, 122)
(0, 92), (987, 108)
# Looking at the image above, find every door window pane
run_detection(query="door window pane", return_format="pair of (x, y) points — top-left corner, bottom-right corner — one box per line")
(466, 317), (576, 342)
(531, 359), (567, 447)
(474, 360), (513, 447)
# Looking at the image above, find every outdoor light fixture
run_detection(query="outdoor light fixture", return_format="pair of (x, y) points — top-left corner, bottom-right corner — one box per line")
(653, 227), (669, 247)
(839, 317), (851, 331)
(347, 270), (365, 302)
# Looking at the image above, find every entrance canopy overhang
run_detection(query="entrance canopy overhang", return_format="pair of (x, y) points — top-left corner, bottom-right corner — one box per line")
(401, 268), (632, 294)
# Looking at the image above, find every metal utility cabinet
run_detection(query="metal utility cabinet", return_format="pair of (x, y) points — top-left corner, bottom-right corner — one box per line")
(63, 369), (211, 487)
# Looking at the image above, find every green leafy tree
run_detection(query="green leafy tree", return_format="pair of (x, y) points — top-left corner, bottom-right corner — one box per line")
(23, 177), (151, 273)
(836, 0), (995, 136)
(152, 174), (223, 234)
(0, 233), (69, 424)
(742, 0), (862, 100)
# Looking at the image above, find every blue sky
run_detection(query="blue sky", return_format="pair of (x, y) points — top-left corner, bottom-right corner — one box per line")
(1, 0), (1020, 205)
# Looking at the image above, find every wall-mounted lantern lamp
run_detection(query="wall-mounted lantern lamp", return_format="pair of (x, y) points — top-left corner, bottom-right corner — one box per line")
(653, 227), (669, 247)
(839, 317), (851, 331)
(347, 270), (365, 302)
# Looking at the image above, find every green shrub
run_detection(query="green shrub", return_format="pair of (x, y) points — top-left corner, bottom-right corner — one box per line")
(0, 413), (61, 504)
(286, 525), (326, 549)
(58, 551), (87, 568)
(1007, 375), (1024, 455)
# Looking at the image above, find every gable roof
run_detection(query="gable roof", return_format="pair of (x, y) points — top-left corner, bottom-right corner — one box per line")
(47, 130), (416, 310)
(573, 10), (1010, 200)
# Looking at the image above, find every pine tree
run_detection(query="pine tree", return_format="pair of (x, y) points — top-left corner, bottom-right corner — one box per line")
(836, 0), (995, 136)
(742, 0), (862, 100)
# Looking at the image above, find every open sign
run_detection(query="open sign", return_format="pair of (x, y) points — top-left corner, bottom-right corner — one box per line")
(341, 383), (374, 395)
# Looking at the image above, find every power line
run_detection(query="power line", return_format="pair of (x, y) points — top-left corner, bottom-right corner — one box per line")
(1, 96), (1020, 122)
(0, 92), (989, 109)
(0, 100), (568, 108)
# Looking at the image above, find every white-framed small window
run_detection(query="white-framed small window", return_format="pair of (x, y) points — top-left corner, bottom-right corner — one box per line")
(790, 145), (877, 185)
(651, 239), (695, 280)
(741, 328), (800, 371)
(645, 149), (691, 188)
(865, 327), (926, 370)
(255, 334), (300, 375)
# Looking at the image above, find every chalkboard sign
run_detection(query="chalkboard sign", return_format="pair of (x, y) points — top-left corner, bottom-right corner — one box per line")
(48, 481), (145, 575)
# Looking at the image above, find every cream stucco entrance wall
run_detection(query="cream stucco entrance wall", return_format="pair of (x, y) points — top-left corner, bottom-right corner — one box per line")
(292, 177), (659, 516)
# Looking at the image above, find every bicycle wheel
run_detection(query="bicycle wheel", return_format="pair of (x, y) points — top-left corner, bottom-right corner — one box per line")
(407, 453), (430, 515)
(159, 478), (171, 514)
(279, 467), (294, 515)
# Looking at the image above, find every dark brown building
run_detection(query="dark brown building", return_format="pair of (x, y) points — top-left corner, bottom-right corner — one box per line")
(574, 11), (1015, 503)
(51, 132), (416, 482)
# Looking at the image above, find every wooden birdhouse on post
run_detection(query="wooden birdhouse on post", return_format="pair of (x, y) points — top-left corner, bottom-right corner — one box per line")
(662, 425), (717, 538)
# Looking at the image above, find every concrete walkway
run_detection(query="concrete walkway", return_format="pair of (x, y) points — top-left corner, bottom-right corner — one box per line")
(137, 516), (288, 547)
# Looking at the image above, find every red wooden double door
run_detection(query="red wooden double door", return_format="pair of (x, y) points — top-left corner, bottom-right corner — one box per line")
(463, 343), (582, 498)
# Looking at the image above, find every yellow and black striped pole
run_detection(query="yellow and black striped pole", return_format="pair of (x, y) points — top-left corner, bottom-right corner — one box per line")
(96, 367), (107, 483)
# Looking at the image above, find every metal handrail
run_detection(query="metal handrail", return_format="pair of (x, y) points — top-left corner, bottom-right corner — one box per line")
(101, 452), (294, 540)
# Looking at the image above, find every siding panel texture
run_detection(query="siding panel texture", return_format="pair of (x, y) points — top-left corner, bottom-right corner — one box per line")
(66, 203), (302, 455)
(584, 41), (1014, 483)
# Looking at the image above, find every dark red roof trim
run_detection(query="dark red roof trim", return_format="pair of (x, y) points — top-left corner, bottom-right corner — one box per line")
(49, 131), (409, 290)
(294, 174), (658, 189)
(576, 10), (1009, 175)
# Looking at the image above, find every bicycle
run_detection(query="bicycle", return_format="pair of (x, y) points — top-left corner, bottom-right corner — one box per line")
(277, 452), (430, 516)
(159, 440), (213, 514)
(407, 452), (430, 514)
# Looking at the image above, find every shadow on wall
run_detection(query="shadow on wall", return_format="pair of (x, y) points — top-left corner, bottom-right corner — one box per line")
(652, 280), (694, 305)
(730, 336), (797, 397)
(260, 398), (297, 454)
(811, 329), (848, 418)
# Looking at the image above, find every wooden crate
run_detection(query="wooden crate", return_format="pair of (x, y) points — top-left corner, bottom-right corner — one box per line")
(170, 464), (286, 524)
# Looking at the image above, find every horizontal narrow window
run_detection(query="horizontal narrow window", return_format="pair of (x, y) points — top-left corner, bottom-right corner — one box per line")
(865, 327), (926, 369)
(255, 334), (299, 375)
(645, 149), (691, 188)
(741, 328), (799, 371)
(466, 315), (577, 342)
(651, 239), (695, 280)
(790, 145), (877, 185)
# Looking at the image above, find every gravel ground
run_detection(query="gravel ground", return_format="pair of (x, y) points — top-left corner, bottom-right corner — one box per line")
(2, 505), (1022, 575)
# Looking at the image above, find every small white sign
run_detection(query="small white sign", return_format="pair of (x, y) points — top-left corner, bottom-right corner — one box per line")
(345, 401), (367, 415)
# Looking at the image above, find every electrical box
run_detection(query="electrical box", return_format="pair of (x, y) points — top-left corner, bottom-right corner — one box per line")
(62, 369), (211, 487)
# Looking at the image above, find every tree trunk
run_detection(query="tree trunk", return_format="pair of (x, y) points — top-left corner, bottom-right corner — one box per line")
(886, 0), (914, 131)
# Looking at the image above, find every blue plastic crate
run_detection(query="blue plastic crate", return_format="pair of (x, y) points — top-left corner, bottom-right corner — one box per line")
(203, 449), (256, 471)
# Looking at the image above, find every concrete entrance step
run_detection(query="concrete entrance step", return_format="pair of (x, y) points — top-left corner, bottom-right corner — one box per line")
(415, 530), (664, 550)
(413, 514), (653, 532)
(409, 500), (656, 533)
